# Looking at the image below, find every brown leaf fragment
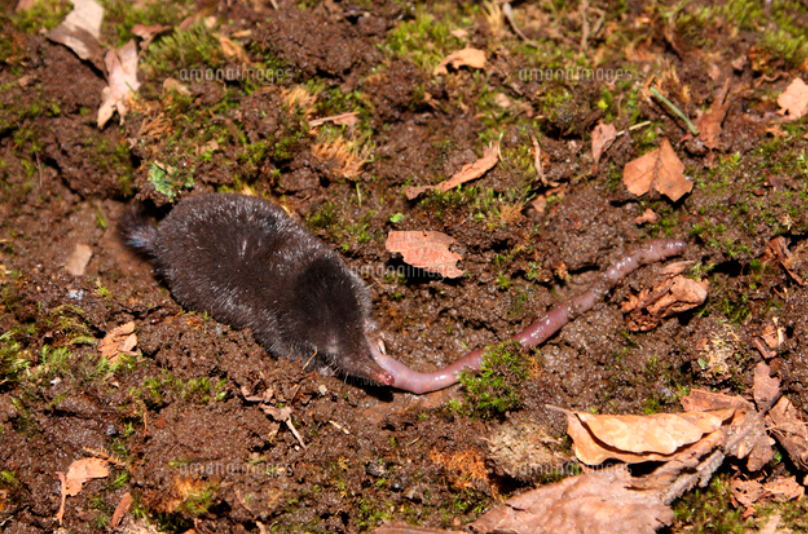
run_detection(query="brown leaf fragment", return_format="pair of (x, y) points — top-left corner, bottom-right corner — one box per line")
(731, 478), (764, 509)
(433, 48), (486, 76)
(696, 79), (731, 150)
(764, 476), (804, 501)
(623, 138), (691, 202)
(624, 276), (708, 331)
(65, 243), (93, 276)
(404, 142), (499, 200)
(777, 78), (808, 121)
(131, 24), (170, 50)
(764, 237), (805, 285)
(163, 77), (191, 95)
(47, 0), (105, 66)
(761, 322), (786, 349)
(635, 208), (659, 225)
(766, 396), (808, 472)
(385, 231), (463, 278)
(759, 514), (783, 534)
(64, 458), (110, 496)
(98, 322), (138, 362)
(468, 469), (673, 534)
(753, 361), (782, 413)
(568, 409), (734, 465)
(98, 40), (141, 128)
(309, 111), (360, 129)
(592, 122), (618, 168)
(111, 491), (133, 528)
(681, 389), (754, 413)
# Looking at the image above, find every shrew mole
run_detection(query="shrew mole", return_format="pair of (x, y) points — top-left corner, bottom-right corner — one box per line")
(122, 193), (394, 386)
(124, 192), (687, 394)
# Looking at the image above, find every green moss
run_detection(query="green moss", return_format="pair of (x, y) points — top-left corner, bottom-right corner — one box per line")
(384, 8), (468, 72)
(99, 0), (192, 48)
(9, 0), (70, 33)
(147, 161), (194, 202)
(143, 23), (225, 77)
(456, 341), (529, 417)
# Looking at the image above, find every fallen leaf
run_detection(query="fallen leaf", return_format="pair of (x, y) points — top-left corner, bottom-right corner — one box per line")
(763, 236), (805, 285)
(753, 361), (781, 413)
(731, 478), (764, 509)
(468, 469), (673, 534)
(777, 78), (808, 121)
(567, 409), (734, 465)
(98, 40), (141, 128)
(46, 0), (105, 65)
(696, 79), (731, 150)
(98, 322), (138, 362)
(764, 476), (804, 501)
(623, 275), (708, 331)
(131, 24), (170, 50)
(592, 122), (618, 168)
(759, 514), (782, 534)
(65, 243), (93, 276)
(56, 458), (110, 523)
(623, 138), (691, 202)
(404, 142), (499, 200)
(433, 47), (486, 75)
(450, 28), (469, 40)
(163, 77), (191, 95)
(766, 396), (808, 471)
(111, 491), (133, 528)
(760, 322), (786, 349)
(385, 231), (464, 278)
(218, 34), (247, 63)
(635, 208), (659, 225)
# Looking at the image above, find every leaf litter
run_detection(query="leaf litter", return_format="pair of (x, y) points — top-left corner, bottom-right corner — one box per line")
(623, 138), (692, 202)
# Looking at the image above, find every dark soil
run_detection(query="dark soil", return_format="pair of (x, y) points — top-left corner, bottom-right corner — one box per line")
(2, 0), (808, 532)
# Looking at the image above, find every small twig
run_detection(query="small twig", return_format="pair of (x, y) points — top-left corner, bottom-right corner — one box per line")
(269, 0), (279, 9)
(579, 0), (590, 53)
(303, 347), (318, 371)
(615, 120), (652, 137)
(503, 3), (538, 47)
(649, 87), (699, 136)
(285, 419), (307, 449)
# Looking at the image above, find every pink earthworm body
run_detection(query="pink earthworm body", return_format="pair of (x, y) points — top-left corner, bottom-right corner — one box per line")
(373, 239), (687, 394)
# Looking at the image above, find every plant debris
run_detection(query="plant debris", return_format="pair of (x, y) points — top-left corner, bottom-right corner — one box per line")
(433, 47), (486, 75)
(64, 243), (92, 276)
(404, 141), (499, 199)
(623, 138), (691, 202)
(98, 40), (141, 128)
(385, 230), (464, 278)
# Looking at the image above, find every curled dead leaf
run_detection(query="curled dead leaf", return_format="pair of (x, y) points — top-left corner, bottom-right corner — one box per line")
(696, 79), (731, 150)
(98, 40), (141, 128)
(433, 47), (486, 76)
(591, 121), (618, 168)
(623, 275), (708, 331)
(567, 409), (734, 465)
(385, 231), (464, 278)
(65, 243), (92, 276)
(98, 322), (138, 362)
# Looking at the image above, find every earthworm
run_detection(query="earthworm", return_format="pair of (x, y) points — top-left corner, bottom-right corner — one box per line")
(374, 239), (687, 394)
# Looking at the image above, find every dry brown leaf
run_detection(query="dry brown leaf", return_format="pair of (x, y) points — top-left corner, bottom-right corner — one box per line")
(623, 138), (691, 202)
(468, 469), (674, 534)
(624, 275), (708, 331)
(385, 231), (463, 278)
(433, 47), (486, 75)
(111, 491), (133, 528)
(568, 409), (734, 465)
(753, 361), (782, 413)
(680, 390), (774, 471)
(57, 457), (110, 523)
(47, 0), (105, 65)
(760, 322), (786, 349)
(98, 322), (138, 361)
(777, 78), (808, 121)
(592, 122), (618, 168)
(65, 243), (92, 276)
(98, 40), (141, 128)
(764, 236), (805, 285)
(634, 208), (659, 225)
(404, 142), (499, 200)
(131, 24), (170, 50)
(696, 79), (731, 150)
(764, 476), (804, 501)
(731, 478), (764, 508)
(766, 396), (808, 471)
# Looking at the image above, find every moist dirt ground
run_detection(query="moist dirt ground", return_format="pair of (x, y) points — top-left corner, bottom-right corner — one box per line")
(2, 0), (808, 532)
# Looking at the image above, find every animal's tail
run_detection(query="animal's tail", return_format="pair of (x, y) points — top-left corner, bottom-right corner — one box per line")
(119, 207), (157, 256)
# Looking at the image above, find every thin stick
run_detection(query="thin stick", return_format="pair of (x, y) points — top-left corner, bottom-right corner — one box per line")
(649, 87), (699, 136)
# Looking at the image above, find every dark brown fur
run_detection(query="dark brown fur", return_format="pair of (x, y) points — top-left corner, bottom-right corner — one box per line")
(121, 193), (390, 384)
